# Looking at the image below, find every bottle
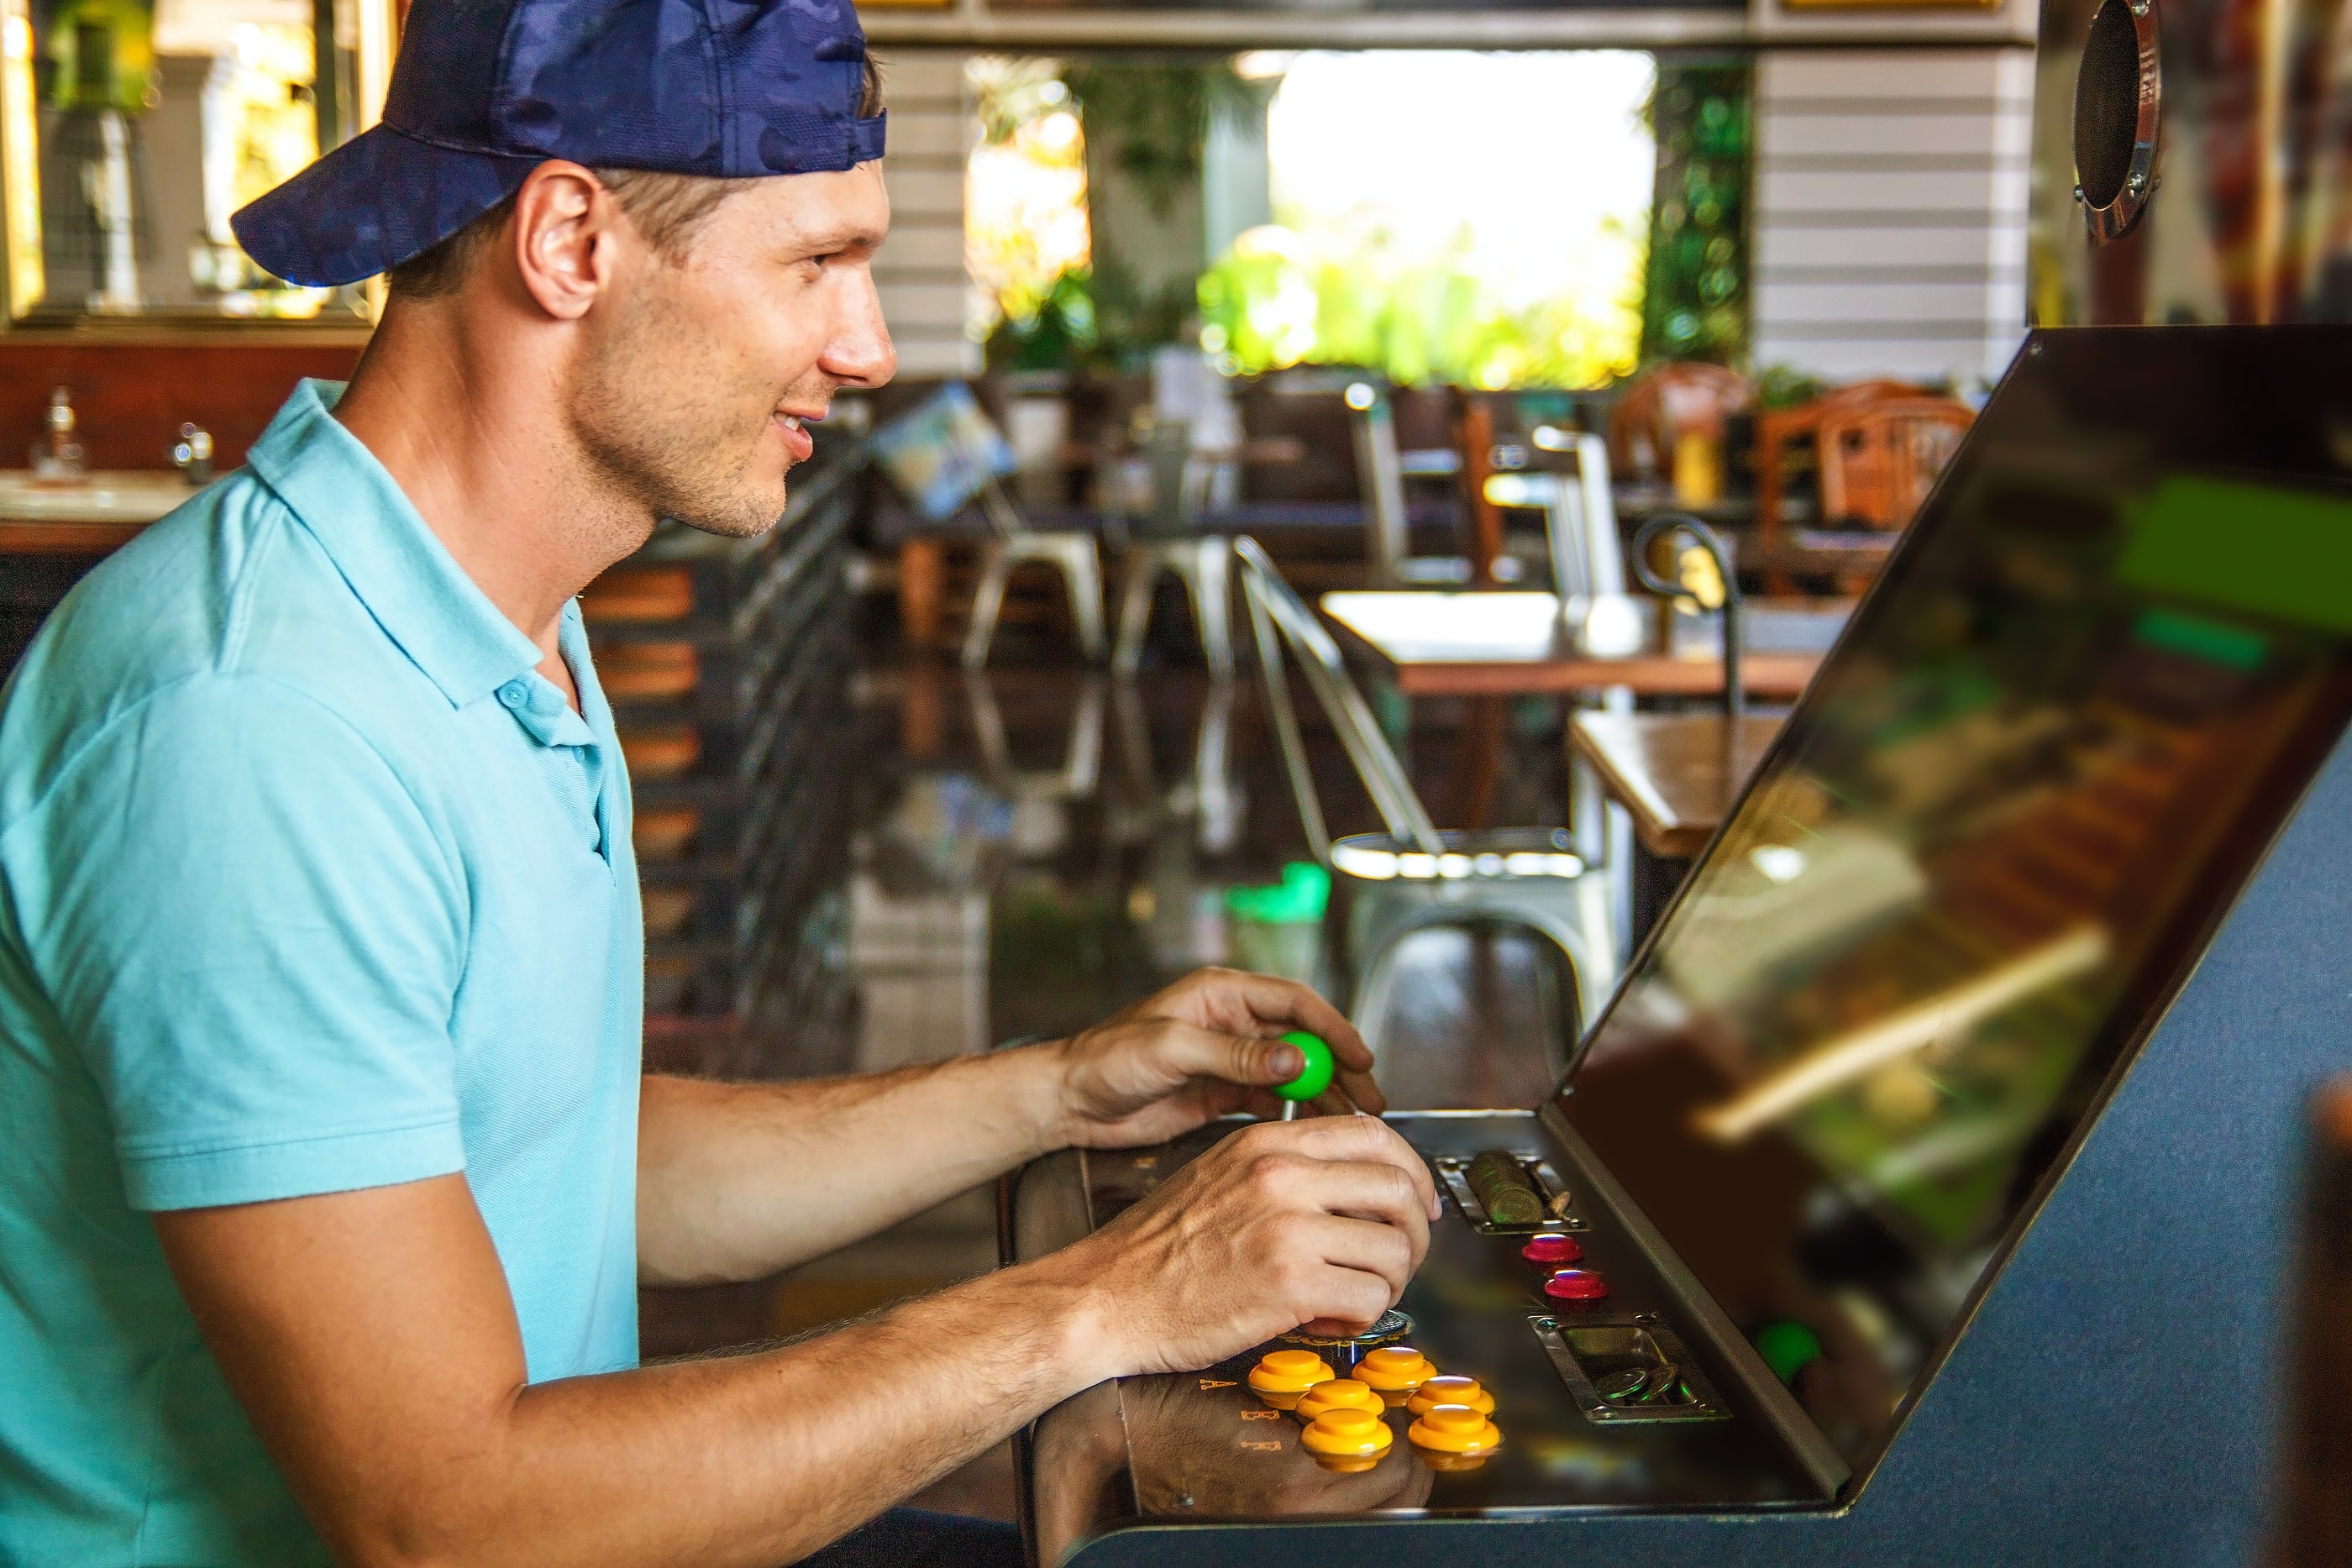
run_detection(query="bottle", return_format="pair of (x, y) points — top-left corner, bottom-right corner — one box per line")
(1672, 428), (1724, 506)
(30, 388), (88, 483)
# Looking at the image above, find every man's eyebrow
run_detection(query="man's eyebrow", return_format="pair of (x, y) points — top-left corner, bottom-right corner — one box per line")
(786, 222), (889, 254)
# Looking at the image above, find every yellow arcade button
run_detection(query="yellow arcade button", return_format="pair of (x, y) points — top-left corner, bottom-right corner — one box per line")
(1300, 1405), (1395, 1458)
(1404, 1375), (1495, 1416)
(1356, 1345), (1436, 1392)
(1294, 1378), (1383, 1422)
(1407, 1403), (1502, 1455)
(1248, 1349), (1337, 1394)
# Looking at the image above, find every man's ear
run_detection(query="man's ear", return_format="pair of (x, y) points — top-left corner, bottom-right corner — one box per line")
(509, 160), (621, 322)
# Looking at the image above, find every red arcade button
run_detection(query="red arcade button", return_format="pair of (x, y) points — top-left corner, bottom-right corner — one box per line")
(1542, 1267), (1609, 1302)
(1521, 1234), (1583, 1266)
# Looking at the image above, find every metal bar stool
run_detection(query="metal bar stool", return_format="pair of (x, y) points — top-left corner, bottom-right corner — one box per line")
(1345, 383), (1473, 586)
(1111, 423), (1237, 678)
(1234, 536), (1617, 1078)
(963, 480), (1108, 671)
(869, 383), (1106, 672)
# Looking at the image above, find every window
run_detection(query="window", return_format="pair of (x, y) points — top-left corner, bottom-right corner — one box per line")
(0, 0), (389, 321)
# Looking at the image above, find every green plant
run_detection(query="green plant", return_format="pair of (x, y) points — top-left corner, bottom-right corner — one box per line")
(985, 268), (1100, 372)
(1754, 364), (1829, 410)
(1641, 62), (1753, 367)
(1066, 60), (1233, 218)
(1196, 221), (1645, 391)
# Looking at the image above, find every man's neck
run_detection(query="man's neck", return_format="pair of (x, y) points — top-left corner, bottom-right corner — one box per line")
(332, 298), (656, 669)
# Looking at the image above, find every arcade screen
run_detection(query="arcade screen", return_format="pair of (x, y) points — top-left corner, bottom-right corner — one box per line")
(1564, 328), (2352, 1473)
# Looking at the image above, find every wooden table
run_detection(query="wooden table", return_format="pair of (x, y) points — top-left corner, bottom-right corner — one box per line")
(1569, 711), (1788, 858)
(1320, 590), (1825, 699)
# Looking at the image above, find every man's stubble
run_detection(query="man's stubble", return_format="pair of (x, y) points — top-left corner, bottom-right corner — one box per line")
(566, 266), (792, 545)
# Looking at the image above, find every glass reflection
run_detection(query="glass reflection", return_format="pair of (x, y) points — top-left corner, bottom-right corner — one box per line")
(1567, 340), (2352, 1467)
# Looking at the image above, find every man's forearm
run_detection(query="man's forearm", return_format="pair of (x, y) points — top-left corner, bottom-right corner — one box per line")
(486, 1266), (1101, 1568)
(637, 1046), (1070, 1285)
(220, 1243), (1110, 1568)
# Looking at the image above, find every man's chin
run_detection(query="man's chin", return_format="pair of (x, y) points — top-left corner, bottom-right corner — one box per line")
(670, 480), (791, 540)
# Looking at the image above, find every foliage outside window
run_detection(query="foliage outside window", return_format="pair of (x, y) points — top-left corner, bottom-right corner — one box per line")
(1639, 60), (1751, 367)
(1198, 51), (1656, 391)
(965, 55), (1094, 367)
(968, 51), (1666, 391)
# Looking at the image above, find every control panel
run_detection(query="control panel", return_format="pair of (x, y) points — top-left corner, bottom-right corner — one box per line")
(1008, 1110), (1836, 1560)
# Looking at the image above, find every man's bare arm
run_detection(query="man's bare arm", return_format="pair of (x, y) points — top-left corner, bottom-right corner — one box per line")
(637, 1053), (1063, 1285)
(638, 968), (1384, 1287)
(158, 1116), (1438, 1568)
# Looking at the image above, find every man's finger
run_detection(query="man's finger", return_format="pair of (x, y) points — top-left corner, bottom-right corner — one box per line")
(1270, 1115), (1442, 1225)
(1305, 1077), (1381, 1120)
(1306, 1162), (1432, 1272)
(1220, 1026), (1311, 1088)
(1252, 1147), (1433, 1249)
(1261, 985), (1386, 1114)
(1260, 978), (1373, 1078)
(1294, 1215), (1417, 1306)
(1331, 1062), (1387, 1117)
(1184, 969), (1375, 1080)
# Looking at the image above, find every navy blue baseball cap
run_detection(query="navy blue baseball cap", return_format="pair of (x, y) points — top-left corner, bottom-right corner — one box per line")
(233, 0), (886, 288)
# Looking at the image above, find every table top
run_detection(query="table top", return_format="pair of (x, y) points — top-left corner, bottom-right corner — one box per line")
(1569, 710), (1788, 858)
(1320, 590), (1826, 699)
(0, 470), (191, 553)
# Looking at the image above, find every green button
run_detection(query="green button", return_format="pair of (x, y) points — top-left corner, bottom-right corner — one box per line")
(1273, 1030), (1335, 1102)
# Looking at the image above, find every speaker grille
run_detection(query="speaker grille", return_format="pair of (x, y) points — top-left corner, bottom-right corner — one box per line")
(2075, 0), (2142, 212)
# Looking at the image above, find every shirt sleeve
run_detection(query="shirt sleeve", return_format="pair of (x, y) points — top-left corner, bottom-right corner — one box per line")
(12, 673), (468, 1211)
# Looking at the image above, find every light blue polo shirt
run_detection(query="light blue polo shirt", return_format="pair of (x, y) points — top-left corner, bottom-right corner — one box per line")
(0, 380), (644, 1565)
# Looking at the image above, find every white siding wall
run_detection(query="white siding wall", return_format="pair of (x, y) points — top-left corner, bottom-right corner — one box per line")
(873, 50), (979, 379)
(1751, 48), (2034, 386)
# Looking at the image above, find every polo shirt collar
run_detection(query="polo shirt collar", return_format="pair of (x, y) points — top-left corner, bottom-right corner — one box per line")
(247, 380), (544, 710)
(494, 606), (605, 751)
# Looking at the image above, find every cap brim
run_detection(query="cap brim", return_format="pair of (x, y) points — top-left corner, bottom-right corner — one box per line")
(232, 123), (542, 289)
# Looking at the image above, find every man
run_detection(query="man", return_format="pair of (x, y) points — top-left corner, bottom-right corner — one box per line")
(0, 0), (1440, 1563)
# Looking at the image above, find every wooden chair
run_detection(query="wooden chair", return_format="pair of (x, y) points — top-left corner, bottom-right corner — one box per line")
(1753, 380), (1932, 590)
(1604, 363), (1754, 489)
(1816, 396), (1975, 532)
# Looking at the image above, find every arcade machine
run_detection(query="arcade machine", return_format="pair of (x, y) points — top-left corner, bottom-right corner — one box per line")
(1002, 12), (2352, 1565)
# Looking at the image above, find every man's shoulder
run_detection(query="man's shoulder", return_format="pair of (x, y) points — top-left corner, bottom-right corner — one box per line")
(0, 470), (424, 826)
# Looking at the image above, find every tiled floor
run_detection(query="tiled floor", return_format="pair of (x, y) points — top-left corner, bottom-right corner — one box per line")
(638, 643), (1592, 1522)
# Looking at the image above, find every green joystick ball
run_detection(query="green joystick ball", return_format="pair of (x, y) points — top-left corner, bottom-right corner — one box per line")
(1273, 1030), (1336, 1103)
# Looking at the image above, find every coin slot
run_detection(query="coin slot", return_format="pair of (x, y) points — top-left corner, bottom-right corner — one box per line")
(1527, 1314), (1732, 1425)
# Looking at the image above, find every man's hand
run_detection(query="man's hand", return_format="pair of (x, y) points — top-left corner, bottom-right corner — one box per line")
(1049, 968), (1383, 1150)
(1043, 1114), (1441, 1382)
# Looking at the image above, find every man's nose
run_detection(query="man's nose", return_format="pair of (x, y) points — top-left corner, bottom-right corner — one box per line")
(823, 270), (896, 390)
